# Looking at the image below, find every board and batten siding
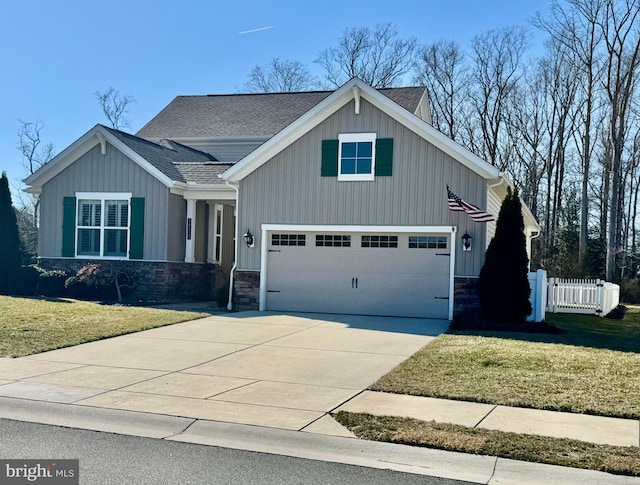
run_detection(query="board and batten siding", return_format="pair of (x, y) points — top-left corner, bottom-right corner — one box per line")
(237, 98), (489, 276)
(167, 193), (186, 262)
(39, 143), (170, 261)
(179, 139), (267, 163)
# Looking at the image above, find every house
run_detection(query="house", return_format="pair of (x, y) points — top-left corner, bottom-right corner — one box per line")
(25, 78), (539, 318)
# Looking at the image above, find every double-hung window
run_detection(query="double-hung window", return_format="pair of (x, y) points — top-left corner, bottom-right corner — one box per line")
(76, 193), (131, 258)
(338, 133), (376, 181)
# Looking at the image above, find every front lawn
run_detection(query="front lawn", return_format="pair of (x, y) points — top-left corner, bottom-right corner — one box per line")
(0, 296), (212, 357)
(371, 310), (640, 419)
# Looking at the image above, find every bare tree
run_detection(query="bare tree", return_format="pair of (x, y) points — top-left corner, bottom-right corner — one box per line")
(16, 119), (55, 259)
(315, 22), (418, 88)
(244, 58), (317, 92)
(94, 86), (136, 130)
(600, 0), (640, 281)
(469, 26), (530, 168)
(506, 66), (548, 218)
(534, 0), (605, 268)
(17, 119), (54, 175)
(414, 40), (467, 140)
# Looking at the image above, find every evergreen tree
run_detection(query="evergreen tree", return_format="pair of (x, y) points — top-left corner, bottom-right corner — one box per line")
(0, 172), (22, 293)
(477, 186), (532, 322)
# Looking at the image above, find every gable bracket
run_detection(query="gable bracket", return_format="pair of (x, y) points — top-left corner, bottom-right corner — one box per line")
(352, 86), (360, 115)
(95, 132), (107, 155)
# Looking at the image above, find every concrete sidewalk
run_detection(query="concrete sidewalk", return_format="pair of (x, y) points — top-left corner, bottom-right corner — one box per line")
(336, 391), (640, 448)
(0, 311), (638, 484)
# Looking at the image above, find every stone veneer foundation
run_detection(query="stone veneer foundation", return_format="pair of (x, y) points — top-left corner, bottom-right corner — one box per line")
(232, 270), (260, 311)
(38, 258), (221, 303)
(230, 270), (481, 319)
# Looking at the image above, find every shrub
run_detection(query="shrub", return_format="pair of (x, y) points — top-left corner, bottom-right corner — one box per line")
(37, 270), (70, 297)
(0, 172), (21, 294)
(215, 284), (230, 307)
(9, 265), (40, 296)
(477, 187), (532, 323)
(65, 275), (100, 300)
(621, 279), (640, 304)
(67, 263), (137, 302)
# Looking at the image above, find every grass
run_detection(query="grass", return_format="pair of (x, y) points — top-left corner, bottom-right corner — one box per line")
(371, 310), (640, 419)
(0, 296), (212, 357)
(334, 412), (640, 476)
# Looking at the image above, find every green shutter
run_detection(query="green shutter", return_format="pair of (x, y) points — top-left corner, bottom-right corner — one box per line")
(321, 139), (339, 176)
(375, 138), (393, 176)
(62, 197), (76, 257)
(129, 197), (145, 259)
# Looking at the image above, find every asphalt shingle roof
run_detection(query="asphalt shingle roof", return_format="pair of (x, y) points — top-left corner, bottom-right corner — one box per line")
(136, 87), (427, 140)
(104, 126), (232, 184)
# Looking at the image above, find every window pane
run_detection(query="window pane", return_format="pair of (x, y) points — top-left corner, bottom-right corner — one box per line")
(342, 142), (357, 158)
(78, 200), (101, 226)
(106, 200), (128, 227)
(356, 158), (372, 174)
(104, 229), (128, 257)
(341, 158), (356, 174)
(77, 228), (100, 255)
(357, 141), (372, 157)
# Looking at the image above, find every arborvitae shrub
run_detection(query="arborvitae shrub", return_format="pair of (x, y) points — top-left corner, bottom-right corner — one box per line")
(477, 187), (532, 323)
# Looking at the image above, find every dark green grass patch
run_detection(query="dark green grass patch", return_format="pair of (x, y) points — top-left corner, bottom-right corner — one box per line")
(0, 296), (211, 357)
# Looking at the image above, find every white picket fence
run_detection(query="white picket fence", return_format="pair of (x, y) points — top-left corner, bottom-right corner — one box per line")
(546, 277), (620, 317)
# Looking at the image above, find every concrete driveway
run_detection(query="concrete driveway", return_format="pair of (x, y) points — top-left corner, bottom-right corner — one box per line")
(0, 311), (448, 434)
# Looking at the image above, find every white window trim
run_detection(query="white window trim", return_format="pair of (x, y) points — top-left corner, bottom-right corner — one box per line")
(338, 133), (376, 181)
(213, 204), (223, 264)
(75, 192), (132, 260)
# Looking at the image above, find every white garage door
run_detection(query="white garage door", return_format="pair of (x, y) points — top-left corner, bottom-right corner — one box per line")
(265, 231), (451, 318)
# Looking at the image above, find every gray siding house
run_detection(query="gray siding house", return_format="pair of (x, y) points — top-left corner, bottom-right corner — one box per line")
(25, 78), (538, 318)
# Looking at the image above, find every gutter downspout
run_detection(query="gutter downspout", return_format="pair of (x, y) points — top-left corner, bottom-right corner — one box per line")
(224, 180), (240, 311)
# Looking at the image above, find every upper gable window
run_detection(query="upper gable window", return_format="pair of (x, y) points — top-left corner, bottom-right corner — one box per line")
(338, 133), (376, 181)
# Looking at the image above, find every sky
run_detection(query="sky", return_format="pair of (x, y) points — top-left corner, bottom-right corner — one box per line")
(1, 0), (549, 203)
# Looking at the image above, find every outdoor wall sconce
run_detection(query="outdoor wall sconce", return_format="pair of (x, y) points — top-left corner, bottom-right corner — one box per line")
(244, 230), (255, 248)
(462, 231), (472, 252)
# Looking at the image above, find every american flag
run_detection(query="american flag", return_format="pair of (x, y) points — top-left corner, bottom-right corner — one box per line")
(447, 186), (495, 223)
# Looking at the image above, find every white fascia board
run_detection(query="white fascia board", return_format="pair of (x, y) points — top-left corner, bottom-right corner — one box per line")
(223, 81), (359, 182)
(223, 78), (501, 183)
(171, 183), (237, 201)
(355, 82), (500, 180)
(490, 175), (541, 232)
(24, 124), (105, 188)
(104, 135), (175, 188)
(23, 124), (175, 190)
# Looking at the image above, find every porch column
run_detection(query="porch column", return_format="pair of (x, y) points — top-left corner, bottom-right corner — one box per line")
(185, 198), (195, 263)
(207, 201), (215, 263)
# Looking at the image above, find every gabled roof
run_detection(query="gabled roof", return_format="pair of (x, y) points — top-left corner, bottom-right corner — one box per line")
(103, 126), (219, 182)
(223, 78), (502, 183)
(136, 87), (428, 140)
(24, 125), (231, 192)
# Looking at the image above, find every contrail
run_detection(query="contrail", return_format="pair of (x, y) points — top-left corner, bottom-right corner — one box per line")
(239, 26), (275, 35)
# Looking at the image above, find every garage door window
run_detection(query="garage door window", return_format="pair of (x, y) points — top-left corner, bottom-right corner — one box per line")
(316, 235), (351, 247)
(272, 234), (306, 246)
(361, 235), (398, 248)
(409, 236), (447, 249)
